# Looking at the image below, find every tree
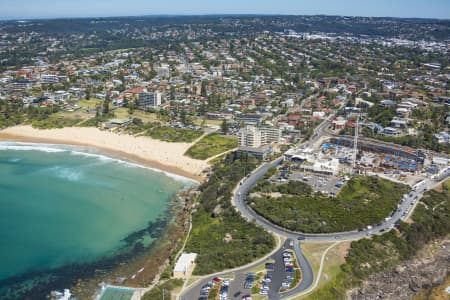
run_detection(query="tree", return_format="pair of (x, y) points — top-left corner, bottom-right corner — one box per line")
(201, 81), (207, 97)
(170, 85), (176, 100)
(102, 95), (110, 115)
(221, 119), (229, 135)
(128, 102), (135, 115)
(180, 109), (188, 125)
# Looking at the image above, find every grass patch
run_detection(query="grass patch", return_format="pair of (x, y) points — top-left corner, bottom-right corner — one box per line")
(146, 126), (203, 143)
(250, 176), (409, 233)
(185, 133), (237, 160)
(29, 116), (81, 129)
(318, 243), (349, 288)
(207, 153), (229, 165)
(76, 98), (102, 109)
(114, 108), (159, 123)
(192, 117), (223, 127)
(141, 279), (184, 300)
(300, 243), (335, 283)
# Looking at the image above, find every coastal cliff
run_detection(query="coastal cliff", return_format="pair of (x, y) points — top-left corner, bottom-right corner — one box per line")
(348, 239), (450, 300)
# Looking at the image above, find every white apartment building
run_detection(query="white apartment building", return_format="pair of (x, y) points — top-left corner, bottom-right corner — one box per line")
(238, 125), (281, 148)
(261, 126), (282, 144)
(239, 125), (263, 148)
(138, 91), (162, 108)
(40, 74), (59, 84)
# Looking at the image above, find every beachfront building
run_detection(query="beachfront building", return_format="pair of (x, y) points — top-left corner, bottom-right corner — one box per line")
(261, 126), (282, 144)
(238, 125), (281, 148)
(173, 253), (197, 279)
(138, 91), (162, 108)
(238, 125), (263, 148)
(103, 119), (132, 129)
(237, 125), (281, 159)
(237, 145), (272, 159)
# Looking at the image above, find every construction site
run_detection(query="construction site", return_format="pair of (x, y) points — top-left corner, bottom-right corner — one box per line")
(284, 115), (438, 188)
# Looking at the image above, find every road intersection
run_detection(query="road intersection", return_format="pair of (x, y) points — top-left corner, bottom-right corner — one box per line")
(181, 118), (450, 300)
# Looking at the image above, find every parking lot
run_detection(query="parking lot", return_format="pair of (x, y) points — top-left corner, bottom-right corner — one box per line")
(288, 171), (344, 196)
(184, 240), (298, 300)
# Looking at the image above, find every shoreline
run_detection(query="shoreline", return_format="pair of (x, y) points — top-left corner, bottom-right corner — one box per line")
(0, 194), (192, 300)
(0, 126), (208, 182)
(0, 129), (199, 299)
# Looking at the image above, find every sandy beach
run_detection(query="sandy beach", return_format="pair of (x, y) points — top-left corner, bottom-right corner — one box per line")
(0, 126), (209, 181)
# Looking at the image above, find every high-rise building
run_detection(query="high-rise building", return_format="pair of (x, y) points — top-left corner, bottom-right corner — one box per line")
(138, 91), (162, 108)
(238, 125), (281, 148)
(260, 126), (282, 144)
(238, 125), (263, 148)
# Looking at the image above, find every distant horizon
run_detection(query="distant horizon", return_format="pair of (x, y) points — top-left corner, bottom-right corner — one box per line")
(1, 0), (449, 21)
(1, 13), (449, 22)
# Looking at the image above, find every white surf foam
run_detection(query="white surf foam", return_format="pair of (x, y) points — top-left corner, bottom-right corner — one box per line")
(0, 142), (66, 153)
(0, 141), (197, 185)
(69, 149), (196, 184)
(7, 157), (21, 163)
(47, 166), (83, 182)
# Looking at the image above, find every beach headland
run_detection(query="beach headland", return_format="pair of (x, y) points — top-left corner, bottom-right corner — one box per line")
(0, 126), (208, 182)
(0, 126), (203, 299)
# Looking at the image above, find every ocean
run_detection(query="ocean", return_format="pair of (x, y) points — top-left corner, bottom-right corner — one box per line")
(0, 141), (191, 297)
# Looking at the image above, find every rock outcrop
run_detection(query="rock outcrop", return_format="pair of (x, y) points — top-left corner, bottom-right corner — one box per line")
(349, 240), (450, 300)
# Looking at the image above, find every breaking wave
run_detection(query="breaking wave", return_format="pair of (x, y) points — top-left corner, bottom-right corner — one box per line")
(0, 142), (196, 185)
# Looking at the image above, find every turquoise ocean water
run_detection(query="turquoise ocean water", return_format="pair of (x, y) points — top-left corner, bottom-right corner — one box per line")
(0, 141), (189, 286)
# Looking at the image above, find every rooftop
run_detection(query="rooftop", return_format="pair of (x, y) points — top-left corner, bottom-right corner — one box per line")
(174, 253), (197, 273)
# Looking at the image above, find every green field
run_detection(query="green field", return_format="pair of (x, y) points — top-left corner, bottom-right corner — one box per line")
(76, 98), (102, 109)
(250, 176), (409, 233)
(185, 133), (237, 160)
(146, 126), (203, 143)
(114, 108), (159, 123)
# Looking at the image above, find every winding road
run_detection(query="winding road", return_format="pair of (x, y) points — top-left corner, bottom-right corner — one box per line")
(180, 117), (450, 300)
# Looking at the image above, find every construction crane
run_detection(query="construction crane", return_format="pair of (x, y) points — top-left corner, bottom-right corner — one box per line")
(352, 115), (359, 171)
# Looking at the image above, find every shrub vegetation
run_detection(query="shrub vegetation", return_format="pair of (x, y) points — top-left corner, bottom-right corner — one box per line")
(250, 176), (409, 233)
(304, 179), (450, 300)
(185, 154), (276, 275)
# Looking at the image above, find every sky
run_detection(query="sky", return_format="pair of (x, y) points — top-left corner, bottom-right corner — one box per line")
(1, 0), (449, 20)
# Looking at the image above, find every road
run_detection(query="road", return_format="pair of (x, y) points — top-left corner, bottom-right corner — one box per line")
(228, 151), (449, 300)
(233, 156), (449, 243)
(180, 115), (450, 300)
